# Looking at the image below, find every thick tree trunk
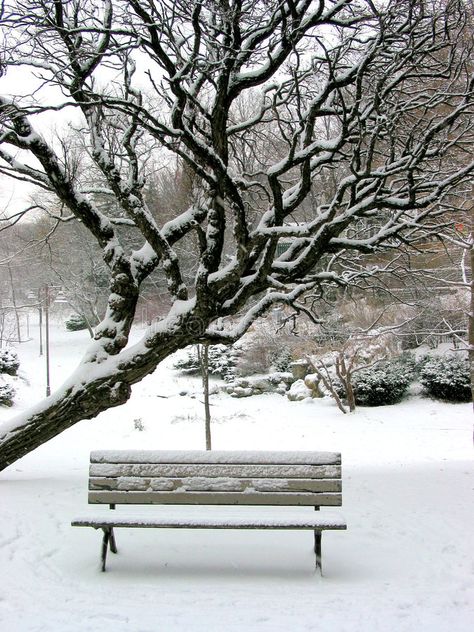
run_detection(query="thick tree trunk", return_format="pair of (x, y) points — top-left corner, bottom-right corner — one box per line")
(469, 224), (474, 416)
(0, 312), (201, 471)
(461, 196), (473, 446)
(0, 375), (131, 470)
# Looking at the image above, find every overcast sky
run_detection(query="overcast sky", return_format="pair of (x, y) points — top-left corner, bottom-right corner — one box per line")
(0, 65), (74, 216)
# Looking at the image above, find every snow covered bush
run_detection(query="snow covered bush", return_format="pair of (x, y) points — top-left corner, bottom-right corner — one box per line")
(207, 345), (241, 381)
(0, 379), (15, 407)
(174, 344), (241, 381)
(351, 360), (412, 406)
(420, 355), (471, 402)
(65, 314), (88, 331)
(270, 348), (293, 372)
(389, 352), (418, 380)
(0, 348), (20, 376)
(173, 349), (199, 373)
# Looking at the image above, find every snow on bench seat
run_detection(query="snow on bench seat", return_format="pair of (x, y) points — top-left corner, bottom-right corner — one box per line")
(71, 513), (348, 530)
(90, 449), (341, 465)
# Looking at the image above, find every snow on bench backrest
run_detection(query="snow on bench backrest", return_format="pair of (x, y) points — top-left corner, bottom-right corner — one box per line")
(88, 450), (342, 507)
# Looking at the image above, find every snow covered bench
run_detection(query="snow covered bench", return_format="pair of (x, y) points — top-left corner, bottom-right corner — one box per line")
(72, 449), (347, 573)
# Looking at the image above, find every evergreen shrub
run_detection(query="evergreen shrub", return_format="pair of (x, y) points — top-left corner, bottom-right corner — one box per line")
(391, 352), (418, 379)
(420, 355), (471, 402)
(0, 380), (15, 406)
(65, 314), (88, 331)
(270, 347), (293, 372)
(352, 359), (412, 406)
(0, 348), (20, 376)
(174, 344), (241, 381)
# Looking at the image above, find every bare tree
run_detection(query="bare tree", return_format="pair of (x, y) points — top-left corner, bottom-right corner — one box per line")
(0, 0), (473, 470)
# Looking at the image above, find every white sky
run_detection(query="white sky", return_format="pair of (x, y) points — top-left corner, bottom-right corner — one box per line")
(0, 65), (81, 216)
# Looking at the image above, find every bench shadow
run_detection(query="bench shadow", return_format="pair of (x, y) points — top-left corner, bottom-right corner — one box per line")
(105, 558), (322, 582)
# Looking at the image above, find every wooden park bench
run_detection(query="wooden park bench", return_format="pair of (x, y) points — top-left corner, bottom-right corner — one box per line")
(72, 449), (347, 573)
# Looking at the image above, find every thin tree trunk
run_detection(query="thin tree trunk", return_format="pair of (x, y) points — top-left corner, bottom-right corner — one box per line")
(199, 344), (212, 450)
(336, 354), (356, 412)
(306, 357), (348, 414)
(345, 372), (357, 413)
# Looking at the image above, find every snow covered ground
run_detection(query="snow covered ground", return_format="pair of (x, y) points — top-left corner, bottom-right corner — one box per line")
(0, 322), (473, 632)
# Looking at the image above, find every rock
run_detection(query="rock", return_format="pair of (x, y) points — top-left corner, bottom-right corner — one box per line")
(304, 373), (324, 398)
(268, 372), (294, 386)
(224, 372), (296, 398)
(290, 360), (310, 380)
(230, 386), (253, 398)
(287, 379), (313, 401)
(251, 378), (273, 391)
(233, 378), (249, 388)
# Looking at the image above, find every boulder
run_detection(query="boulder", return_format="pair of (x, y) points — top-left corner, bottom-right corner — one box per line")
(304, 373), (324, 398)
(290, 360), (310, 380)
(230, 386), (254, 398)
(287, 379), (313, 401)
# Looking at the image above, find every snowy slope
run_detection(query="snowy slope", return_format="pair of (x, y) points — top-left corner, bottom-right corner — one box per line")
(0, 323), (473, 632)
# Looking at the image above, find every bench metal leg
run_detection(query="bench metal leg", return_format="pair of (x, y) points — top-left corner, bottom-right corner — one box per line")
(313, 505), (322, 575)
(109, 528), (118, 554)
(108, 504), (118, 554)
(101, 528), (112, 572)
(314, 531), (322, 575)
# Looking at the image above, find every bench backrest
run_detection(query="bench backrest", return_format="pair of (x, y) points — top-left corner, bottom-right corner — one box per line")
(88, 450), (342, 507)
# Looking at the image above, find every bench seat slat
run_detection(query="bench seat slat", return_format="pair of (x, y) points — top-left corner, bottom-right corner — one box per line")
(90, 450), (341, 466)
(89, 463), (342, 479)
(72, 514), (347, 530)
(88, 490), (342, 506)
(89, 476), (342, 494)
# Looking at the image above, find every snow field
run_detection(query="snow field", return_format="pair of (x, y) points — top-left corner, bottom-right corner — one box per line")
(0, 323), (473, 631)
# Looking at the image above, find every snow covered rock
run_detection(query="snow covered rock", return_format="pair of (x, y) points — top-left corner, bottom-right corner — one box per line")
(304, 373), (324, 398)
(290, 360), (310, 380)
(287, 379), (313, 401)
(230, 386), (254, 398)
(225, 372), (295, 397)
